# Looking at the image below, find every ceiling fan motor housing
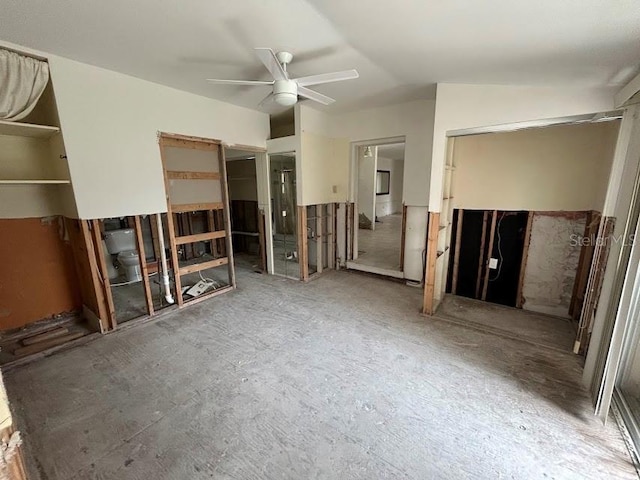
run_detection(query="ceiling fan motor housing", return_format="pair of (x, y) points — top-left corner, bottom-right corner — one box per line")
(274, 79), (298, 106)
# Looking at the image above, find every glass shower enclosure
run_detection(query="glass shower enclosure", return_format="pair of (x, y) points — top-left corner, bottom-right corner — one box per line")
(269, 153), (299, 279)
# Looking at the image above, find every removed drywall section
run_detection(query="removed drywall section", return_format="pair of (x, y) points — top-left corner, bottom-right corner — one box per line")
(0, 217), (81, 330)
(47, 54), (269, 219)
(453, 121), (619, 211)
(430, 83), (617, 210)
(522, 213), (587, 318)
(376, 156), (404, 216)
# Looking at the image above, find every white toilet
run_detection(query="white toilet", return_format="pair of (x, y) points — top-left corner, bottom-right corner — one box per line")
(103, 229), (142, 282)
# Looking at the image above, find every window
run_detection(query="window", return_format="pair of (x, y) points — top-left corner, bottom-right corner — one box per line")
(376, 170), (390, 195)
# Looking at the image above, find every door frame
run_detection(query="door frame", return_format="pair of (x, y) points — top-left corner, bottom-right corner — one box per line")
(347, 136), (406, 278)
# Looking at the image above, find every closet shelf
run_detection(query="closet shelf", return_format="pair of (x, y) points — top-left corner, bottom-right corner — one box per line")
(0, 119), (60, 139)
(0, 179), (71, 185)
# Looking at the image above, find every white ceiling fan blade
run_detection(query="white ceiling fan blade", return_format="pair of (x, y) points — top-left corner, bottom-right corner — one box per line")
(255, 48), (287, 81)
(298, 86), (335, 105)
(258, 92), (274, 107)
(207, 79), (273, 86)
(294, 69), (359, 87)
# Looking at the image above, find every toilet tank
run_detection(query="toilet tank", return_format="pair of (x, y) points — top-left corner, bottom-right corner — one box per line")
(103, 228), (136, 254)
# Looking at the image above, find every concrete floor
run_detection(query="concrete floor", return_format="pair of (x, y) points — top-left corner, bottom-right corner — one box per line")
(437, 294), (576, 353)
(354, 213), (402, 271)
(4, 268), (637, 479)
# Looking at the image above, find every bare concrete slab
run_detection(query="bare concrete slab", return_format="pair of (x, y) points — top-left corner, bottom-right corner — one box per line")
(3, 269), (636, 479)
(436, 294), (576, 353)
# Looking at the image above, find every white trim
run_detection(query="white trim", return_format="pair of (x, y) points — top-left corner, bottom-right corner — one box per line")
(616, 72), (640, 108)
(447, 111), (622, 138)
(346, 261), (404, 279)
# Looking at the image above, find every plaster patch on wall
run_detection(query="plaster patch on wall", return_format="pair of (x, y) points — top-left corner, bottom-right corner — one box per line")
(522, 213), (587, 318)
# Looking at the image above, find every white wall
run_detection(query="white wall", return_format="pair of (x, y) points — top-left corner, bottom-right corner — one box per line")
(321, 101), (435, 281)
(48, 55), (270, 219)
(452, 121), (619, 212)
(376, 157), (404, 216)
(431, 83), (618, 211)
(327, 100), (435, 207)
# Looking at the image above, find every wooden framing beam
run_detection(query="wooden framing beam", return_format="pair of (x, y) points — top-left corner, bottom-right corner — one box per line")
(475, 211), (489, 299)
(134, 215), (155, 316)
(400, 204), (408, 271)
(218, 146), (236, 288)
(90, 220), (117, 329)
(423, 212), (440, 315)
(172, 202), (224, 213)
(175, 231), (226, 245)
(481, 210), (498, 301)
(298, 205), (309, 281)
(179, 257), (229, 276)
(515, 211), (534, 308)
(258, 209), (267, 272)
(316, 206), (324, 274)
(166, 171), (220, 180)
(451, 209), (464, 294)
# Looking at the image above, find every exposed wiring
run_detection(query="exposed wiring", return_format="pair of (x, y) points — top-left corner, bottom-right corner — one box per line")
(489, 213), (505, 282)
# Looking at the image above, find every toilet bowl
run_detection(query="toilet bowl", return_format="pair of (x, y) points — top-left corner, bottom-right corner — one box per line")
(117, 250), (142, 282)
(103, 228), (141, 282)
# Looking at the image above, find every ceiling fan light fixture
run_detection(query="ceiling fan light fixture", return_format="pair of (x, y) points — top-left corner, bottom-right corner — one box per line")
(274, 79), (298, 106)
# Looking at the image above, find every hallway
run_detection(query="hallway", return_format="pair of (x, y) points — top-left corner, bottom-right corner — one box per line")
(354, 213), (403, 271)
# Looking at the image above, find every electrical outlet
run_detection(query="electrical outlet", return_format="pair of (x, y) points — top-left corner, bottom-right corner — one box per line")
(489, 258), (499, 269)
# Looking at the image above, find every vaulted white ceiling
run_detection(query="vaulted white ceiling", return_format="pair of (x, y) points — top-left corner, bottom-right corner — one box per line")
(2, 0), (639, 113)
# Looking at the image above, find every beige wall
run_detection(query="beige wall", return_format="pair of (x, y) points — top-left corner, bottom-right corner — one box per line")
(299, 132), (349, 205)
(430, 83), (618, 210)
(452, 121), (619, 211)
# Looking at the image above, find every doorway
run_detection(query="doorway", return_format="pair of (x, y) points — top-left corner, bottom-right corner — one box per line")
(225, 148), (263, 273)
(350, 140), (406, 276)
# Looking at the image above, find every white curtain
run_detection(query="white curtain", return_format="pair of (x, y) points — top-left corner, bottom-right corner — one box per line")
(0, 49), (49, 121)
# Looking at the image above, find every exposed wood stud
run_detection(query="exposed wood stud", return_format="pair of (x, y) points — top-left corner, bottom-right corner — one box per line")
(90, 220), (117, 329)
(258, 209), (267, 272)
(172, 202), (224, 213)
(218, 146), (237, 288)
(451, 209), (464, 294)
(475, 211), (489, 299)
(134, 215), (155, 316)
(423, 212), (440, 315)
(316, 206), (323, 274)
(515, 211), (534, 309)
(159, 135), (184, 306)
(175, 231), (226, 245)
(166, 171), (220, 180)
(481, 210), (498, 301)
(179, 257), (229, 276)
(298, 205), (309, 281)
(400, 204), (407, 272)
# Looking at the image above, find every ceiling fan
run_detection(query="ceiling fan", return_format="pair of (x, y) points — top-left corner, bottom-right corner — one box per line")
(207, 48), (359, 107)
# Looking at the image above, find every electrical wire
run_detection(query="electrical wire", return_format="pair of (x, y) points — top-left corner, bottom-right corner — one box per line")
(489, 213), (505, 282)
